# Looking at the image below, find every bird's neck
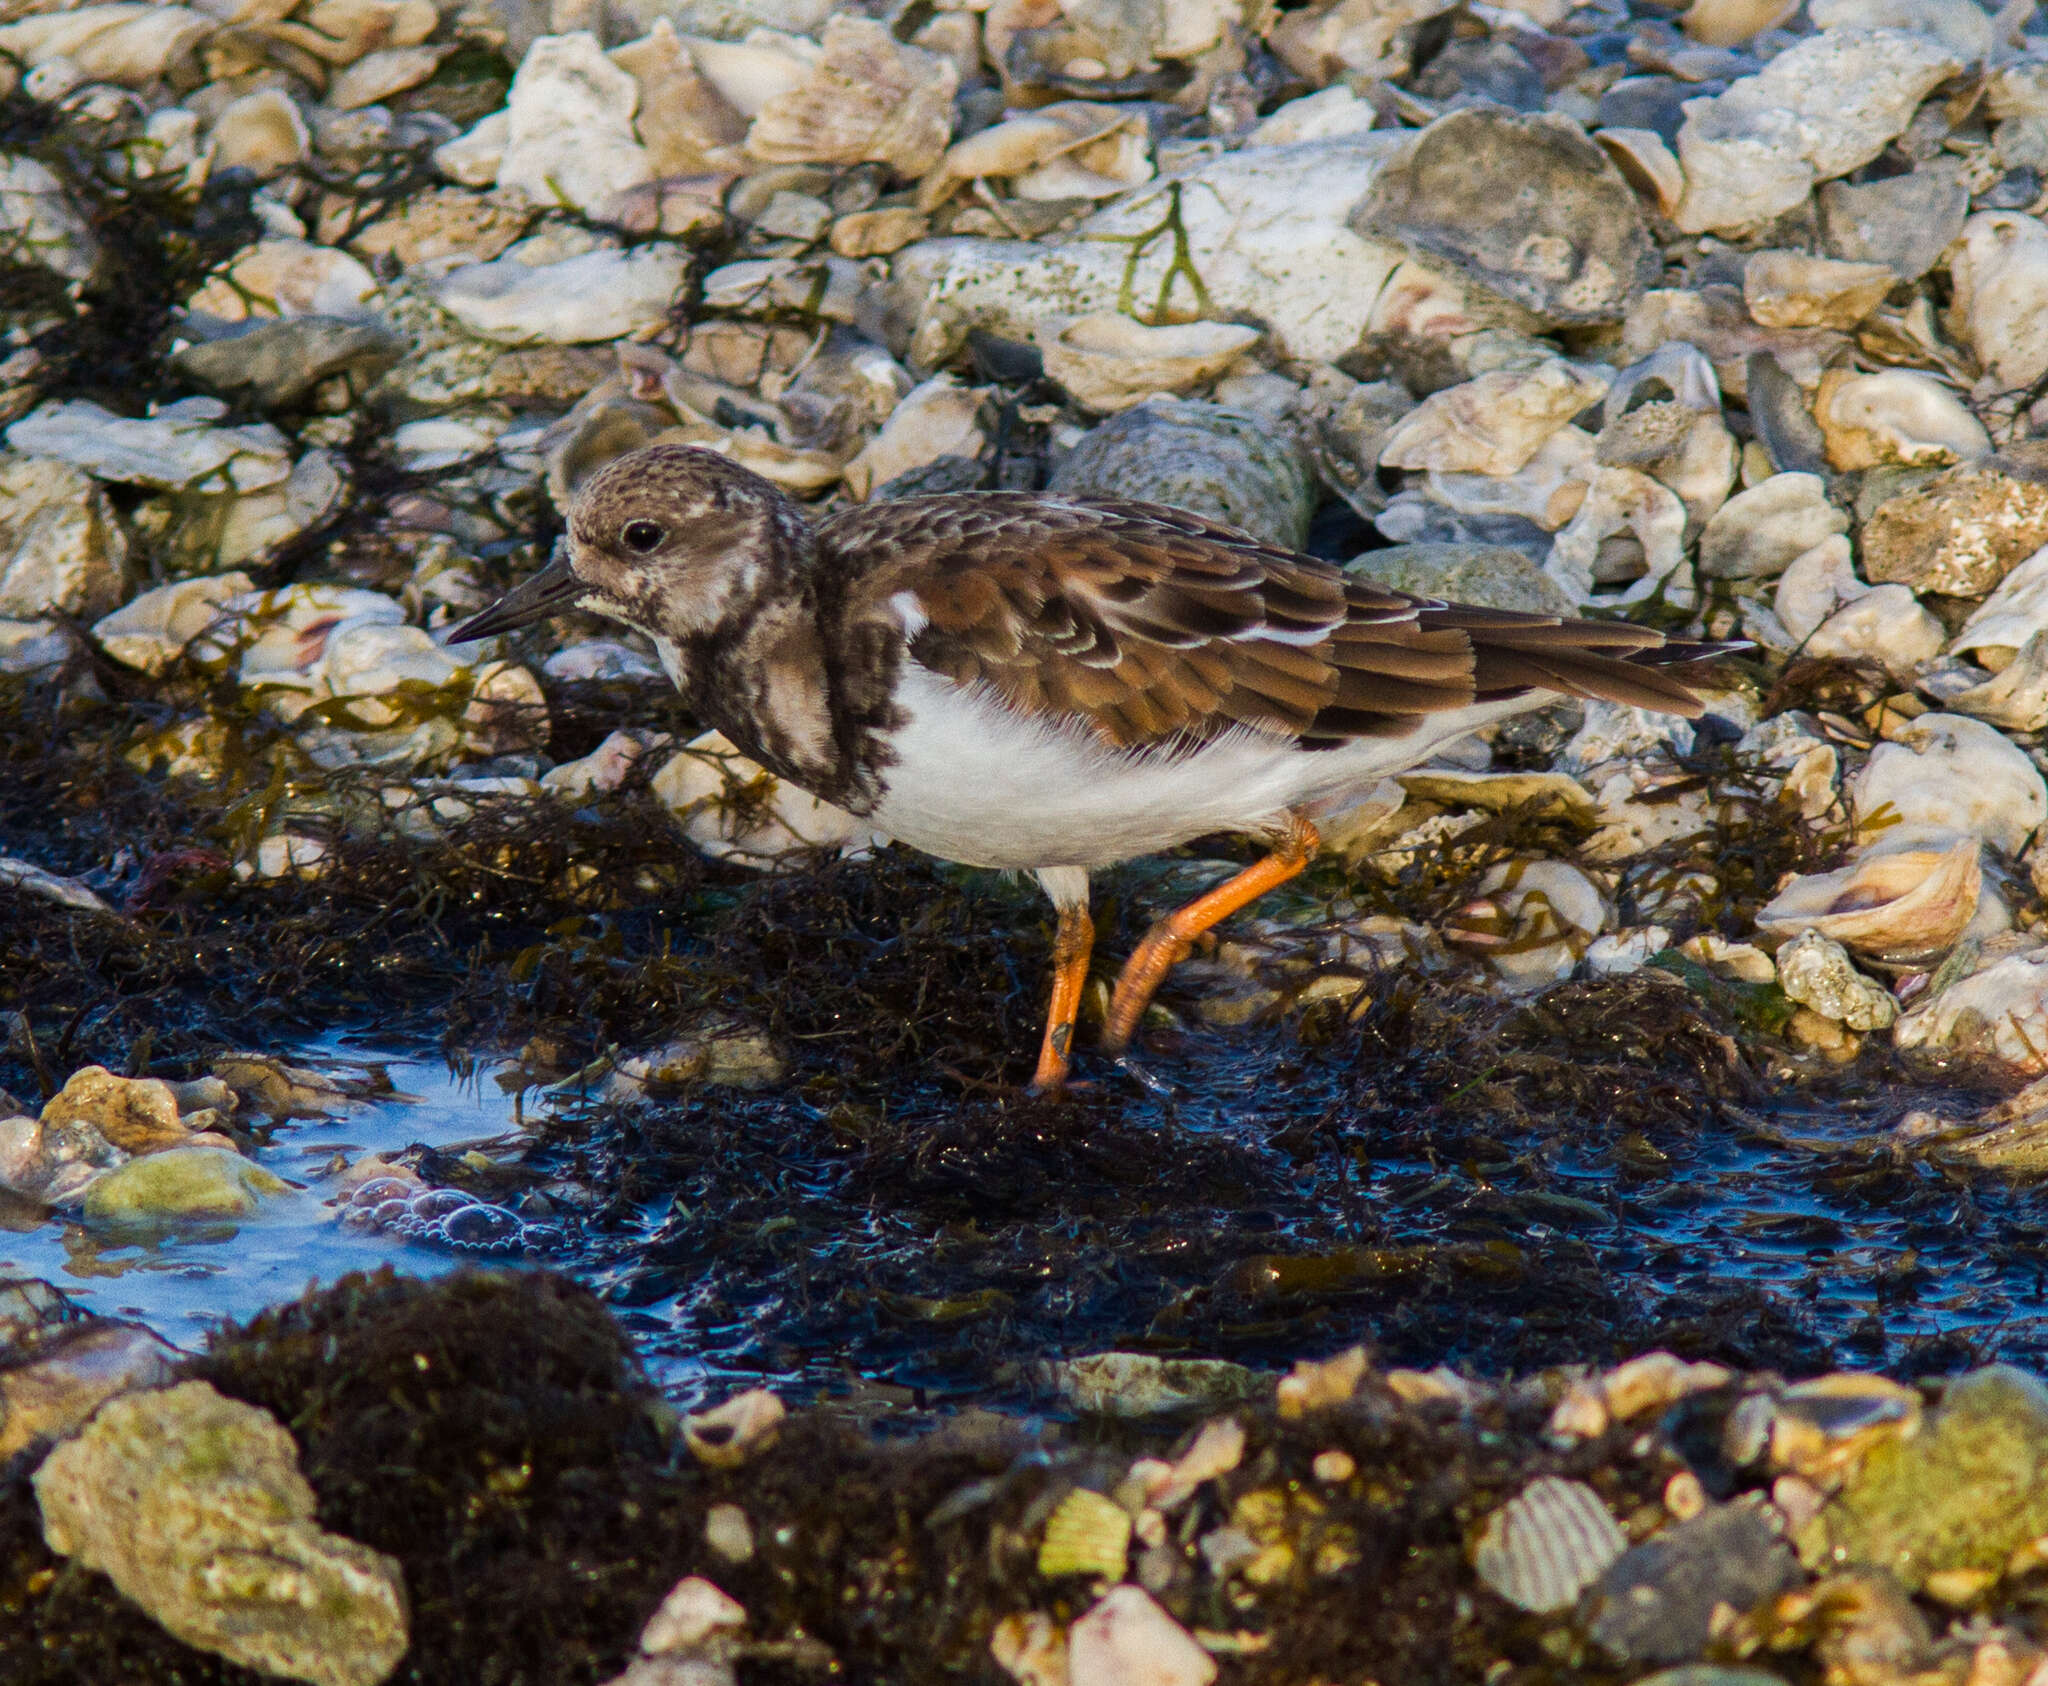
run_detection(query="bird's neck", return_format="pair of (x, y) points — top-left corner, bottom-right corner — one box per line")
(662, 523), (902, 814)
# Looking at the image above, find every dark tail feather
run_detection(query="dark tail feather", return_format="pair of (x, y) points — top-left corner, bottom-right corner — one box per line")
(1472, 635), (1749, 718)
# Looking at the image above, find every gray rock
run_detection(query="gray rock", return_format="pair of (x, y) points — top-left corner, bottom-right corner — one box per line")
(1049, 399), (1315, 551)
(1350, 107), (1657, 325)
(171, 317), (407, 411)
(1819, 167), (1971, 281)
(1795, 1365), (2048, 1589)
(1582, 1502), (1800, 1664)
(1346, 543), (1580, 616)
(34, 1380), (408, 1686)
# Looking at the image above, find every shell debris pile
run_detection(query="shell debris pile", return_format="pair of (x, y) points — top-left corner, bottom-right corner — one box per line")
(1, 0), (2047, 1080)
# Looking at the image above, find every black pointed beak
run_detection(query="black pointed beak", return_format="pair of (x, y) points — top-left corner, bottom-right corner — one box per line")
(448, 548), (583, 643)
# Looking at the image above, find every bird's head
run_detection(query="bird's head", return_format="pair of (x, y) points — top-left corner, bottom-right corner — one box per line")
(450, 444), (810, 647)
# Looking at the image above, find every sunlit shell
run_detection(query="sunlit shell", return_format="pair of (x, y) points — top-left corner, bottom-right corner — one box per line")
(1948, 212), (2048, 393)
(1775, 930), (1898, 1030)
(186, 238), (378, 324)
(612, 20), (748, 177)
(1815, 369), (1991, 472)
(684, 26), (821, 117)
(1952, 544), (2048, 671)
(1038, 314), (1260, 414)
(1544, 465), (1691, 609)
(919, 102), (1151, 211)
(1594, 400), (1737, 528)
(1744, 250), (1895, 330)
(651, 729), (876, 870)
(1950, 630), (2048, 732)
(639, 1576), (747, 1657)
(1268, 0), (1454, 84)
(1068, 1588), (1214, 1686)
(744, 15), (956, 179)
(841, 374), (986, 501)
(328, 44), (449, 112)
(1246, 84), (1378, 147)
(989, 1612), (1067, 1686)
(1426, 426), (1596, 531)
(683, 1387), (786, 1468)
(208, 89), (310, 181)
(1379, 362), (1611, 477)
(92, 573), (255, 676)
(1775, 535), (1865, 645)
(297, 0), (438, 61)
(1038, 1488), (1132, 1580)
(1683, 0), (1800, 42)
(1447, 859), (1608, 992)
(1275, 1346), (1369, 1417)
(0, 5), (214, 86)
(1756, 840), (1983, 964)
(1143, 1416), (1247, 1511)
(1594, 126), (1684, 217)
(497, 33), (652, 219)
(1854, 712), (2048, 855)
(1699, 473), (1847, 581)
(1767, 1374), (1921, 1478)
(1895, 946), (2048, 1076)
(1471, 1477), (1626, 1613)
(1803, 583), (1946, 678)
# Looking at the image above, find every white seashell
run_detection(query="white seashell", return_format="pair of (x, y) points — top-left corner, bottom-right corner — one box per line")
(1802, 582), (1945, 676)
(699, 255), (863, 322)
(1808, 0), (1996, 59)
(1949, 210), (2048, 395)
(652, 729), (878, 869)
(1775, 929), (1899, 1028)
(639, 1576), (746, 1657)
(212, 447), (348, 570)
(1427, 426), (1596, 531)
(1698, 473), (1847, 580)
(921, 102), (1152, 211)
(1775, 534), (1868, 645)
(1743, 250), (1895, 329)
(1583, 763), (1727, 862)
(0, 454), (128, 620)
(298, 0), (438, 62)
(1761, 852), (1982, 971)
(1543, 465), (1691, 608)
(1949, 629), (2048, 731)
(1246, 85), (1378, 148)
(92, 574), (253, 676)
(433, 247), (688, 345)
(1471, 1477), (1627, 1614)
(433, 110), (507, 188)
(1014, 122), (1154, 202)
(1451, 858), (1608, 992)
(743, 15), (954, 179)
(1815, 368), (1991, 472)
(541, 639), (663, 683)
(683, 27), (820, 118)
(192, 582), (403, 685)
(1594, 127), (1685, 218)
(327, 43), (450, 112)
(841, 375), (986, 500)
(610, 20), (749, 178)
(540, 729), (668, 800)
(1894, 947), (2048, 1076)
(1586, 926), (1673, 976)
(1605, 341), (1722, 419)
(1563, 698), (1696, 774)
(208, 90), (311, 182)
(0, 154), (100, 282)
(1379, 362), (1610, 477)
(388, 416), (506, 473)
(902, 134), (1418, 370)
(1066, 1587), (1216, 1686)
(498, 33), (653, 219)
(186, 238), (378, 323)
(1953, 544), (2048, 670)
(6, 399), (291, 493)
(1268, 0), (1456, 83)
(1038, 314), (1260, 415)
(1853, 712), (2048, 854)
(1672, 30), (1966, 235)
(1593, 401), (1737, 529)
(0, 5), (212, 87)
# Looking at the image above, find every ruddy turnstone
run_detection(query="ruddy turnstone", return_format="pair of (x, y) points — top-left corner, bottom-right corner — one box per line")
(454, 443), (1738, 1090)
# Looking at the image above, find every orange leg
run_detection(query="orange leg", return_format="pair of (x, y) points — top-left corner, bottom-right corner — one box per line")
(1031, 902), (1096, 1092)
(1100, 814), (1320, 1055)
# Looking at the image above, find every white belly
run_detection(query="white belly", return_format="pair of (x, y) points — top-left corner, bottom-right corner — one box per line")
(865, 664), (1542, 871)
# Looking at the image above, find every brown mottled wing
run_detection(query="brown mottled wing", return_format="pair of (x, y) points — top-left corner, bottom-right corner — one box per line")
(825, 494), (1712, 749)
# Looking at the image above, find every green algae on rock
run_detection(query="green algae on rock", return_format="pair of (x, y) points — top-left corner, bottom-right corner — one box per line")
(1795, 1366), (2048, 1588)
(33, 1380), (408, 1686)
(81, 1144), (289, 1221)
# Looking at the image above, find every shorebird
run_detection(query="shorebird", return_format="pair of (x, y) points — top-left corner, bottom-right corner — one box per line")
(454, 444), (1735, 1090)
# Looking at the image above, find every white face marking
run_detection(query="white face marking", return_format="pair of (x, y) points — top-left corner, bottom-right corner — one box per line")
(864, 665), (1547, 872)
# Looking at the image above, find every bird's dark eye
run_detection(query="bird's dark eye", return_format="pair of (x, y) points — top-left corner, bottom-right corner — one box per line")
(621, 519), (665, 553)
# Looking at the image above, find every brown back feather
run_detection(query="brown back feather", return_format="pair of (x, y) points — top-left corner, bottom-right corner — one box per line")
(824, 494), (1719, 749)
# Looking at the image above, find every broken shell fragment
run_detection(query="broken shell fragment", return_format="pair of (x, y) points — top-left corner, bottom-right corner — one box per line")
(1953, 544), (2048, 671)
(1853, 712), (2048, 854)
(1757, 841), (1982, 964)
(1037, 315), (1261, 415)
(1698, 473), (1848, 580)
(1379, 362), (1610, 477)
(1947, 211), (2048, 393)
(682, 1387), (785, 1468)
(744, 15), (956, 180)
(1948, 630), (2048, 732)
(1802, 583), (1946, 677)
(1594, 127), (1685, 218)
(919, 101), (1152, 211)
(1815, 369), (1992, 471)
(1743, 250), (1895, 330)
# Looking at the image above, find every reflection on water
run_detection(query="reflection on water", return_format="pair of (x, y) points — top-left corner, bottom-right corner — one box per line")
(0, 1033), (525, 1357)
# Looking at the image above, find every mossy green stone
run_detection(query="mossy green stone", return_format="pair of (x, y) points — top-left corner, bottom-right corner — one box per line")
(83, 1147), (289, 1222)
(1345, 543), (1580, 617)
(1795, 1366), (2048, 1588)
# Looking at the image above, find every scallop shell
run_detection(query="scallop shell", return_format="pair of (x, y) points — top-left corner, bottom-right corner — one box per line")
(1038, 314), (1261, 415)
(1471, 1477), (1626, 1614)
(1038, 1488), (1132, 1580)
(1755, 839), (1982, 964)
